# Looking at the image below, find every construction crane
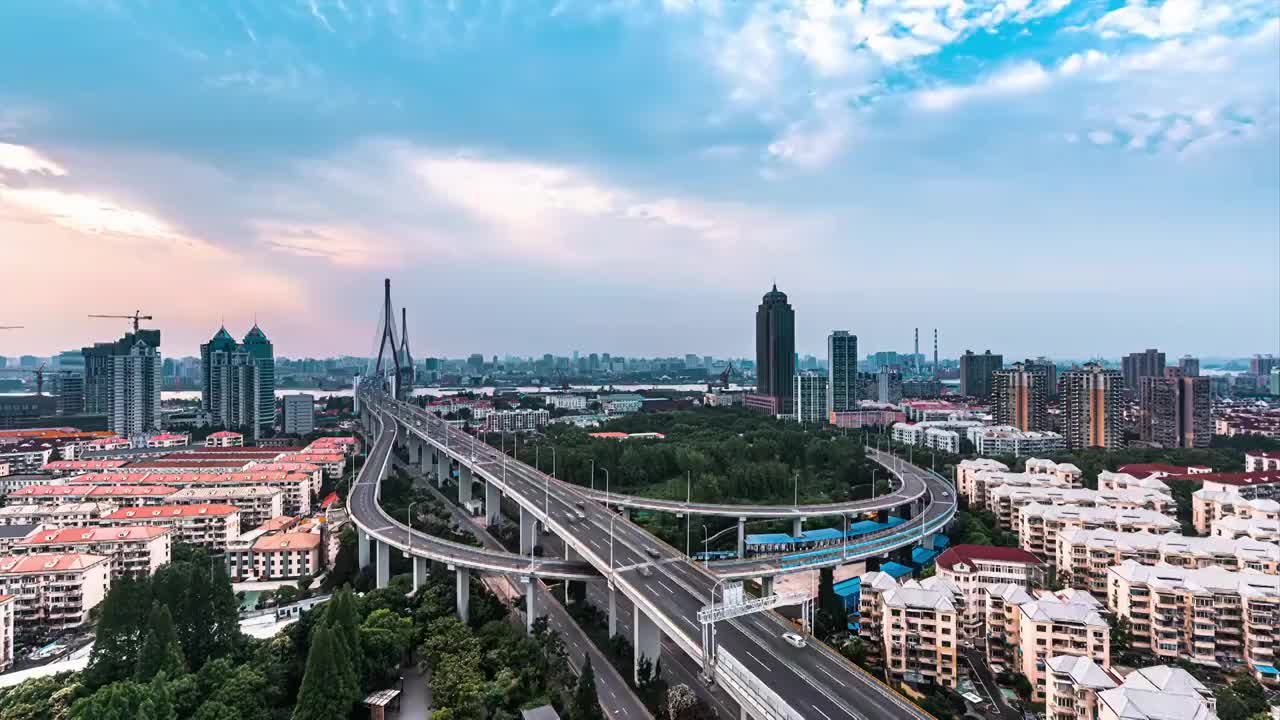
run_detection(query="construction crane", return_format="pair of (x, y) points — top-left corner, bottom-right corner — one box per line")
(88, 310), (152, 333)
(718, 362), (735, 389)
(0, 363), (61, 396)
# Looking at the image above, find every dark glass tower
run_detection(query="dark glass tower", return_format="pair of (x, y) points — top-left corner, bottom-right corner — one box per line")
(755, 284), (796, 413)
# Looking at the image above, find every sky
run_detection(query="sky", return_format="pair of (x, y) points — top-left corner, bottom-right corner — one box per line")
(0, 0), (1277, 361)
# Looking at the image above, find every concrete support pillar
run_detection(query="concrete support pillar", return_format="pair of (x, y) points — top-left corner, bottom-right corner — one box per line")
(439, 458), (450, 489)
(412, 556), (429, 593)
(485, 482), (502, 526)
(633, 605), (661, 685)
(358, 527), (370, 569)
(876, 509), (889, 524)
(737, 517), (746, 559)
(523, 577), (545, 633)
(791, 517), (804, 538)
(375, 541), (390, 588)
(608, 584), (618, 637)
(760, 576), (774, 597)
(923, 533), (936, 550)
(459, 464), (473, 505)
(456, 567), (471, 624)
(420, 444), (431, 475)
(520, 506), (537, 555)
(431, 450), (441, 484)
(622, 507), (631, 521)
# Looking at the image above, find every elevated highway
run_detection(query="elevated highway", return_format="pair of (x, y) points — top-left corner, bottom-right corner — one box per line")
(350, 389), (955, 720)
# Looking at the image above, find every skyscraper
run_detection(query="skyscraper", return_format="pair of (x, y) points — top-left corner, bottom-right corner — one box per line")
(1140, 368), (1210, 448)
(1178, 355), (1200, 377)
(827, 331), (858, 416)
(754, 284), (796, 413)
(1023, 357), (1059, 399)
(201, 325), (276, 440)
(992, 362), (1049, 431)
(1121, 348), (1166, 400)
(793, 371), (828, 424)
(82, 329), (162, 435)
(959, 350), (1003, 398)
(877, 368), (902, 404)
(1060, 363), (1122, 449)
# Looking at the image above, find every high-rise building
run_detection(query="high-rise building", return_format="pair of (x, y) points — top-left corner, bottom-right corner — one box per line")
(1023, 357), (1058, 399)
(282, 394), (316, 435)
(81, 329), (162, 436)
(827, 331), (858, 416)
(959, 350), (1003, 398)
(992, 362), (1049, 431)
(1250, 354), (1278, 377)
(754, 285), (796, 413)
(201, 325), (276, 440)
(1060, 363), (1123, 449)
(1139, 368), (1210, 448)
(1121, 348), (1165, 400)
(793, 371), (828, 423)
(1178, 355), (1200, 377)
(877, 368), (902, 404)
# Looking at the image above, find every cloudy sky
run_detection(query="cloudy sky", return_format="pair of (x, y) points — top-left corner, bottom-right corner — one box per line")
(1, 1), (1276, 361)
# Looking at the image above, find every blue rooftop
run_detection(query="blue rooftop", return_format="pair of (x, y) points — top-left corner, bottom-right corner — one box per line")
(881, 562), (913, 579)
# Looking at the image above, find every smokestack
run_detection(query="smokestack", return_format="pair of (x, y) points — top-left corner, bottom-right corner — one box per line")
(933, 329), (939, 380)
(914, 328), (920, 375)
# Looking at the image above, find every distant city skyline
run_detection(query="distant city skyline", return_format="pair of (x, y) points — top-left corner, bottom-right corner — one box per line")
(1, 4), (1276, 360)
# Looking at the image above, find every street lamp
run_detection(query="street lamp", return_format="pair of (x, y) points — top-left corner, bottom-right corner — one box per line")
(702, 524), (710, 562)
(590, 458), (595, 492)
(685, 470), (692, 560)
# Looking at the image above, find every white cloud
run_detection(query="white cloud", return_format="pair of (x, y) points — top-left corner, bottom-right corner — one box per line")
(255, 221), (401, 268)
(0, 143), (67, 176)
(1095, 0), (1234, 38)
(1087, 130), (1116, 145)
(0, 186), (193, 246)
(914, 62), (1051, 111)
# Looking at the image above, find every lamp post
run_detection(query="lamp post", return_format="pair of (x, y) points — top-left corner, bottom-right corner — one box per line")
(406, 501), (420, 558)
(702, 524), (710, 562)
(590, 458), (595, 492)
(685, 470), (692, 560)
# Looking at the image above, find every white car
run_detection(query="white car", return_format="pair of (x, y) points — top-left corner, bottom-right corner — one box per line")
(782, 632), (807, 649)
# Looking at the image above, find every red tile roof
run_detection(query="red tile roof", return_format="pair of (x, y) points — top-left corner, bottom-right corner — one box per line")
(1118, 463), (1213, 477)
(935, 544), (1042, 570)
(12, 484), (178, 497)
(1170, 471), (1280, 487)
(21, 525), (170, 544)
(319, 491), (339, 509)
(105, 504), (239, 520)
(252, 532), (321, 551)
(260, 516), (298, 532)
(0, 553), (110, 573)
(1248, 452), (1280, 460)
(208, 431), (243, 439)
(42, 460), (128, 471)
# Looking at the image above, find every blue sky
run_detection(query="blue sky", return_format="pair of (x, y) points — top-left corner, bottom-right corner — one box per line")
(0, 0), (1276, 360)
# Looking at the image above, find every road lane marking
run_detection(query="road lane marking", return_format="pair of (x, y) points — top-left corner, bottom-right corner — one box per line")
(744, 650), (771, 671)
(811, 705), (834, 720)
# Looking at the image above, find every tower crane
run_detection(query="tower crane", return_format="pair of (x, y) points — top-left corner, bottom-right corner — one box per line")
(0, 363), (64, 396)
(88, 311), (153, 333)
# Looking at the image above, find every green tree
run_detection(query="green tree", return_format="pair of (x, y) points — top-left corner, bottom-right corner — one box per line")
(569, 658), (604, 720)
(192, 701), (241, 720)
(325, 588), (365, 691)
(85, 574), (154, 689)
(1109, 616), (1133, 661)
(0, 673), (83, 720)
(1215, 687), (1250, 720)
(136, 604), (186, 681)
(151, 553), (240, 670)
(69, 679), (174, 720)
(1228, 676), (1269, 716)
(292, 626), (358, 720)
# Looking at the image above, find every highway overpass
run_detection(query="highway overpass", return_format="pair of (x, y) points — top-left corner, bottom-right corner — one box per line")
(349, 388), (956, 720)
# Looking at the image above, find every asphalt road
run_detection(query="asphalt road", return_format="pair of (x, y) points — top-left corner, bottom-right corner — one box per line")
(392, 457), (651, 720)
(383, 396), (943, 720)
(347, 411), (597, 580)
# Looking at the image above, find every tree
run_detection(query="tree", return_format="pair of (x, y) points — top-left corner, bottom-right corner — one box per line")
(292, 626), (358, 720)
(85, 575), (154, 689)
(1215, 687), (1250, 720)
(69, 679), (175, 720)
(324, 588), (365, 692)
(569, 658), (604, 720)
(1109, 616), (1133, 661)
(1228, 676), (1269, 717)
(136, 604), (186, 680)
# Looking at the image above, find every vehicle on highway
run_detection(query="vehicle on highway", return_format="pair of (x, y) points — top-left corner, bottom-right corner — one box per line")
(576, 510), (587, 521)
(645, 548), (661, 559)
(575, 500), (586, 509)
(782, 632), (807, 648)
(639, 566), (653, 577)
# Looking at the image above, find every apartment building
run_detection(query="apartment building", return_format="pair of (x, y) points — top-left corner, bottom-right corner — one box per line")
(102, 504), (240, 553)
(856, 571), (902, 664)
(959, 459), (1083, 512)
(9, 484), (179, 507)
(1107, 560), (1280, 682)
(1044, 659), (1217, 720)
(1059, 363), (1123, 450)
(1211, 516), (1280, 544)
(1015, 589), (1110, 703)
(880, 583), (960, 689)
(275, 452), (344, 483)
(1192, 489), (1280, 535)
(991, 485), (1173, 532)
(935, 544), (1045, 637)
(0, 553), (111, 629)
(1096, 471), (1171, 494)
(168, 485), (284, 530)
(205, 431), (244, 448)
(992, 362), (1050, 432)
(1018, 505), (1179, 559)
(246, 462), (323, 496)
(481, 409), (551, 432)
(15, 525), (171, 577)
(983, 584), (1035, 672)
(970, 428), (1066, 457)
(0, 595), (12, 672)
(1247, 452), (1280, 472)
(1138, 370), (1211, 449)
(1057, 528), (1280, 597)
(1044, 654), (1120, 720)
(250, 532), (322, 580)
(81, 471), (313, 515)
(0, 502), (118, 528)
